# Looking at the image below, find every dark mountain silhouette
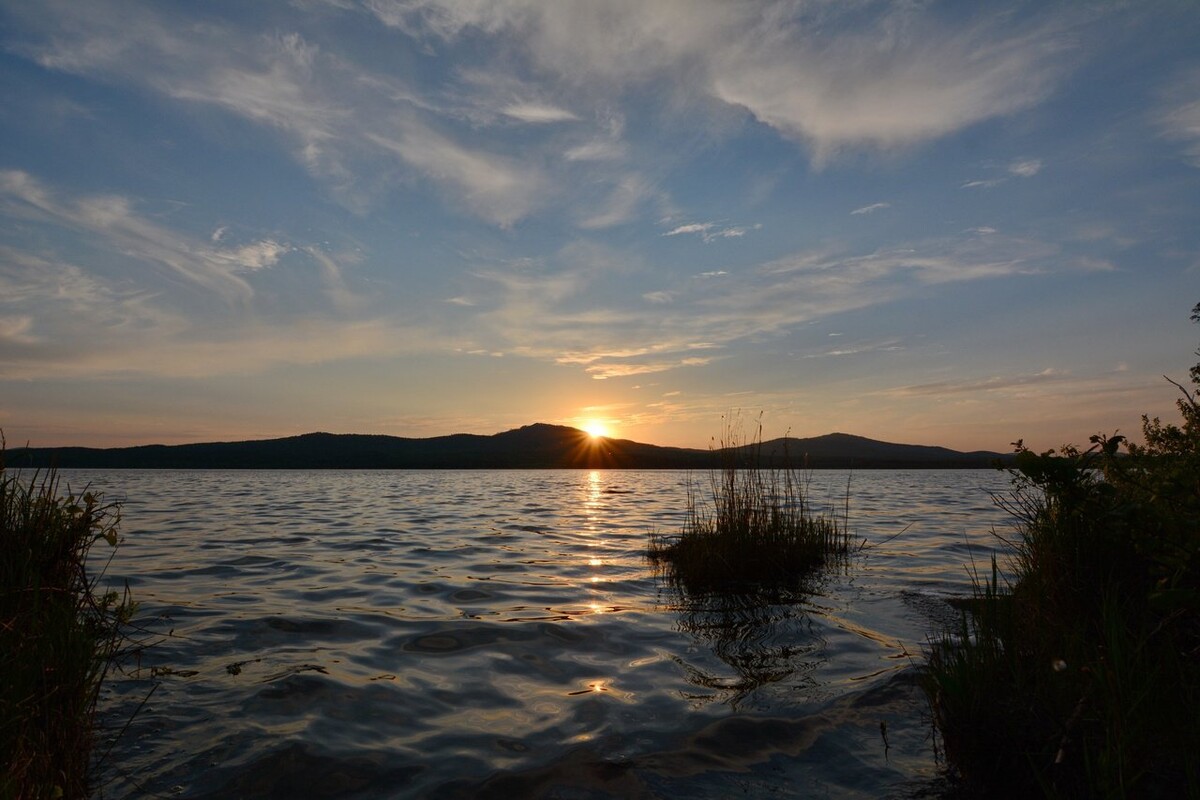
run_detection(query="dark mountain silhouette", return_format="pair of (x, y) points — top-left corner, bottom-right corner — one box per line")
(5, 424), (1012, 469)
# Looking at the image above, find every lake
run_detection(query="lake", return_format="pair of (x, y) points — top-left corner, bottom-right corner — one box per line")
(70, 468), (1015, 798)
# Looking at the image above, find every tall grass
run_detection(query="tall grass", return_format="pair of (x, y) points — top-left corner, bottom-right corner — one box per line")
(648, 417), (857, 595)
(1, 457), (134, 800)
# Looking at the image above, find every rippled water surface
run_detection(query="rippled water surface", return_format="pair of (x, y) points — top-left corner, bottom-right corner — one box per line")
(67, 469), (1014, 798)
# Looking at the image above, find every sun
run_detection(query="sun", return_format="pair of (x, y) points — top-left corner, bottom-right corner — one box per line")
(582, 420), (610, 439)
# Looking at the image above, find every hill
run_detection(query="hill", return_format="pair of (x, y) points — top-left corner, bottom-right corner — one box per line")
(4, 424), (1010, 470)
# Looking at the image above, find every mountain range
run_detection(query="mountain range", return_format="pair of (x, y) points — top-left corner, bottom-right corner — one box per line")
(4, 424), (1012, 470)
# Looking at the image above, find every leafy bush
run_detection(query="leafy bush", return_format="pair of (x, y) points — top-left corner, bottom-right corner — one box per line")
(924, 303), (1200, 797)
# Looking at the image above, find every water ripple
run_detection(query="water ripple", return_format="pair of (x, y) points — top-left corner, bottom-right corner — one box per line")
(75, 468), (1011, 798)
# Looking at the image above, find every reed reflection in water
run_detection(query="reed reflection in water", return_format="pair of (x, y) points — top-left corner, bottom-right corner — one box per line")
(666, 587), (824, 709)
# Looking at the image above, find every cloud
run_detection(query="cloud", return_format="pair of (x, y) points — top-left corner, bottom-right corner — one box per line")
(6, 0), (1082, 240)
(7, 2), (557, 225)
(886, 367), (1068, 397)
(0, 245), (181, 336)
(669, 233), (1056, 347)
(0, 172), (376, 381)
(851, 202), (891, 215)
(213, 240), (290, 271)
(500, 102), (579, 123)
(0, 242), (423, 382)
(577, 174), (656, 229)
(367, 124), (546, 227)
(443, 228), (1060, 385)
(663, 221), (760, 242)
(363, 1), (1077, 163)
(1008, 158), (1043, 177)
(1158, 68), (1200, 167)
(564, 139), (625, 161)
(585, 356), (713, 380)
(803, 339), (904, 359)
(0, 318), (432, 380)
(706, 9), (1073, 162)
(963, 157), (1041, 190)
(0, 316), (37, 345)
(665, 223), (710, 237)
(563, 111), (626, 161)
(0, 170), (258, 302)
(5, 4), (367, 194)
(1074, 256), (1117, 273)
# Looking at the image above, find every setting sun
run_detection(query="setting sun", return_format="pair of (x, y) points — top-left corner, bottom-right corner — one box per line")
(582, 421), (610, 439)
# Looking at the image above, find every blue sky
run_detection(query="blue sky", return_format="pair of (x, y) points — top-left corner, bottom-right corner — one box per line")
(1, 1), (1198, 451)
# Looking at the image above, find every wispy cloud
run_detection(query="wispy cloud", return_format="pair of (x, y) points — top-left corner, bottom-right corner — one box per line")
(1008, 158), (1043, 177)
(446, 230), (1061, 383)
(885, 367), (1067, 397)
(0, 170), (265, 302)
(362, 1), (1077, 163)
(803, 339), (904, 359)
(585, 356), (713, 380)
(0, 169), (387, 381)
(706, 9), (1074, 163)
(1158, 68), (1200, 167)
(6, 0), (1082, 239)
(851, 202), (890, 215)
(663, 221), (760, 242)
(964, 157), (1043, 189)
(1074, 256), (1117, 273)
(564, 139), (625, 162)
(6, 2), (561, 226)
(577, 174), (656, 230)
(0, 315), (37, 345)
(367, 124), (546, 228)
(500, 102), (579, 123)
(212, 241), (290, 272)
(0, 318), (430, 380)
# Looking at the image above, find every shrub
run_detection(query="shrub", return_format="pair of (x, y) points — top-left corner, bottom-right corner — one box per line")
(923, 303), (1200, 797)
(0, 459), (134, 800)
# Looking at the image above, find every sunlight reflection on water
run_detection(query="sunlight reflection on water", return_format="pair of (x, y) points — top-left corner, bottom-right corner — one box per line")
(66, 468), (1012, 798)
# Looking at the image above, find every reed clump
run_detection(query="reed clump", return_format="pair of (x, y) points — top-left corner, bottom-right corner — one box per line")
(1, 457), (134, 800)
(648, 417), (856, 594)
(924, 304), (1200, 797)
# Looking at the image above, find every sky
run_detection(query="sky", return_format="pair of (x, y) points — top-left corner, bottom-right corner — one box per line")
(1, 1), (1199, 452)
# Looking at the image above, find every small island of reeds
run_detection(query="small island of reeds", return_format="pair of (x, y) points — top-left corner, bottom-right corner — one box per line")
(648, 418), (858, 595)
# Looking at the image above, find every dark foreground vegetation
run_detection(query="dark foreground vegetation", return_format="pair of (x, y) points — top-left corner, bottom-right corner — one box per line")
(648, 418), (858, 594)
(1, 457), (133, 799)
(924, 305), (1200, 797)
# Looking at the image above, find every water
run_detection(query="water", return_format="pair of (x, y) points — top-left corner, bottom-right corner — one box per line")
(65, 469), (1014, 798)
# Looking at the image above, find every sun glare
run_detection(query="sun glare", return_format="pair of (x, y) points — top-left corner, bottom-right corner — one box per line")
(582, 420), (609, 439)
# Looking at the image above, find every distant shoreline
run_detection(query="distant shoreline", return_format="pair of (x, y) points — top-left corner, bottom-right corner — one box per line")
(8, 424), (1012, 471)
